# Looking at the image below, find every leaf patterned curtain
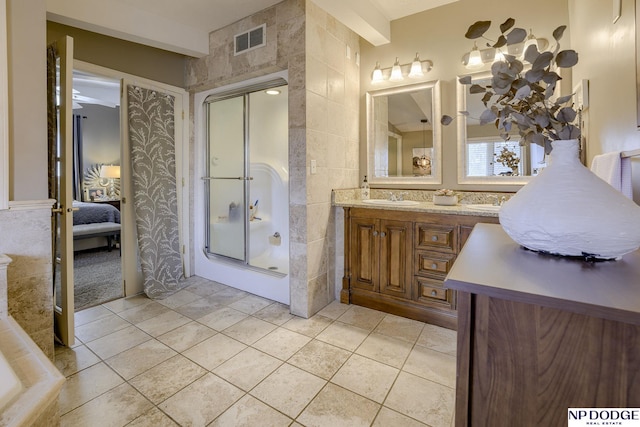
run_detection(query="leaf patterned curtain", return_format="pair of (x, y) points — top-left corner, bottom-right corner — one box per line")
(127, 85), (185, 299)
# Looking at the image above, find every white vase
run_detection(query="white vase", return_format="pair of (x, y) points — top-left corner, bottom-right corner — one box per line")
(499, 139), (640, 260)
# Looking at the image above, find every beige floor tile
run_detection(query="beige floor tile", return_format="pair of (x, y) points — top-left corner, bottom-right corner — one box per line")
(331, 354), (399, 403)
(416, 324), (457, 356)
(118, 301), (171, 324)
(385, 372), (454, 427)
(197, 306), (248, 331)
(355, 332), (414, 369)
(288, 339), (351, 380)
(54, 344), (101, 377)
(315, 322), (370, 351)
(250, 363), (326, 418)
(74, 313), (131, 343)
(253, 302), (295, 325)
(207, 287), (249, 305)
(156, 321), (216, 353)
(60, 382), (153, 427)
(211, 395), (292, 427)
(129, 354), (207, 404)
(58, 362), (124, 415)
(105, 339), (177, 380)
(183, 333), (247, 370)
(174, 297), (224, 320)
(135, 309), (191, 337)
(213, 347), (282, 391)
(403, 346), (456, 388)
(282, 314), (333, 337)
(222, 316), (277, 345)
(316, 300), (350, 320)
(84, 325), (151, 360)
(74, 305), (113, 327)
(296, 383), (380, 427)
(102, 294), (151, 314)
(373, 407), (428, 427)
(374, 314), (425, 343)
(253, 327), (311, 360)
(155, 289), (201, 309)
(337, 305), (386, 331)
(159, 373), (244, 426)
(229, 294), (274, 314)
(183, 279), (229, 297)
(128, 407), (179, 426)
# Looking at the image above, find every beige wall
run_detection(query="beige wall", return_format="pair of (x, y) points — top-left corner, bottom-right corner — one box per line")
(359, 0), (570, 192)
(7, 0), (48, 201)
(569, 0), (640, 203)
(47, 22), (186, 88)
(305, 1), (360, 314)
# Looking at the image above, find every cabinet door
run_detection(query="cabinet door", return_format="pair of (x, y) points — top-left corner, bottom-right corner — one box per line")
(379, 219), (413, 299)
(350, 217), (379, 292)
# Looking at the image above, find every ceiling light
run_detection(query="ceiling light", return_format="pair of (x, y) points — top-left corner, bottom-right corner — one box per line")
(265, 89), (281, 95)
(408, 53), (424, 78)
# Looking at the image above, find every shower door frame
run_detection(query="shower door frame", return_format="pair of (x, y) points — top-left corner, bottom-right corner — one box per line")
(203, 78), (287, 276)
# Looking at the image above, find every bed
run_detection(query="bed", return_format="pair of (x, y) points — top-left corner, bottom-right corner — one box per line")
(72, 201), (121, 251)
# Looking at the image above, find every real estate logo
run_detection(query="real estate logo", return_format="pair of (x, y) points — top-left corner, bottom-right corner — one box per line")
(568, 409), (640, 426)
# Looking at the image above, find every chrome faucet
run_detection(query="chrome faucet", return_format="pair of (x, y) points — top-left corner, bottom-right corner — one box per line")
(387, 191), (408, 202)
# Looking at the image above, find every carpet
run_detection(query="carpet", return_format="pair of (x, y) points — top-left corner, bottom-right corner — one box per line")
(55, 249), (124, 312)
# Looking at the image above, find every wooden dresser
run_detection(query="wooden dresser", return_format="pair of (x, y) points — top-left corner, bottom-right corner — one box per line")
(445, 224), (640, 427)
(341, 206), (499, 329)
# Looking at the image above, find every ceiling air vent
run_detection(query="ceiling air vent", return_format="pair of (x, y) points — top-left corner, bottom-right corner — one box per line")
(234, 24), (266, 55)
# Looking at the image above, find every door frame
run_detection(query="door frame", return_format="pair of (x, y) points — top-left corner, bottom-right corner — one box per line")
(73, 60), (191, 297)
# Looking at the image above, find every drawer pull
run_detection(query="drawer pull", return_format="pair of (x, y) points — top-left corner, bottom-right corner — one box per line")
(431, 290), (437, 296)
(373, 231), (378, 237)
(431, 235), (438, 241)
(380, 232), (386, 237)
(431, 263), (438, 269)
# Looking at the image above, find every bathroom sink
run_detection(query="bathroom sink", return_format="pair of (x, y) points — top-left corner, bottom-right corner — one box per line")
(362, 199), (420, 207)
(465, 204), (501, 212)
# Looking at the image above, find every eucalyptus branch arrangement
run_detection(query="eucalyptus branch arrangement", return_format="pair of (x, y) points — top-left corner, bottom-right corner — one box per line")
(442, 18), (580, 153)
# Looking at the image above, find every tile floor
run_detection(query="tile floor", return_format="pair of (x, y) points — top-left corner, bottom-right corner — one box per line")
(55, 276), (457, 426)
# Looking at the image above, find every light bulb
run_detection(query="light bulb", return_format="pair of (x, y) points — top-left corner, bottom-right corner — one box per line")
(389, 58), (403, 81)
(408, 53), (423, 78)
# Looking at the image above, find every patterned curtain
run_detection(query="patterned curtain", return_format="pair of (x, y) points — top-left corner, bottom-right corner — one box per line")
(127, 85), (185, 299)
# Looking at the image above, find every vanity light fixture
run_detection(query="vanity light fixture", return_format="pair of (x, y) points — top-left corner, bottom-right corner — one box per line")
(466, 42), (483, 69)
(408, 53), (424, 78)
(370, 54), (434, 84)
(389, 58), (404, 81)
(521, 29), (539, 59)
(265, 89), (281, 95)
(462, 37), (548, 68)
(493, 48), (506, 63)
(371, 62), (384, 83)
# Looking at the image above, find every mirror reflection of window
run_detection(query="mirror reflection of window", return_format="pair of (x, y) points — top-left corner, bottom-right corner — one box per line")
(466, 138), (546, 177)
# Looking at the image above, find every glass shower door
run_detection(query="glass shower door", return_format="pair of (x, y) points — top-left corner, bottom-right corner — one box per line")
(207, 95), (247, 261)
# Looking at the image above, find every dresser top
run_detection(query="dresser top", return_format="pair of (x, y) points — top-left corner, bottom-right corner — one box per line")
(445, 224), (640, 325)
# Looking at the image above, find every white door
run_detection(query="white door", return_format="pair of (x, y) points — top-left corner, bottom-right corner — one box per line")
(51, 36), (75, 346)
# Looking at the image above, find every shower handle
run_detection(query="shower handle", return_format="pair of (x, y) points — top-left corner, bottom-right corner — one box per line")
(201, 176), (254, 180)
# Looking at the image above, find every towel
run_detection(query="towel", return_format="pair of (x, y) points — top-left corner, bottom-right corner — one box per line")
(590, 152), (633, 199)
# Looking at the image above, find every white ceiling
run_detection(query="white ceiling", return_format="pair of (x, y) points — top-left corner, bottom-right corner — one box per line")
(46, 0), (458, 57)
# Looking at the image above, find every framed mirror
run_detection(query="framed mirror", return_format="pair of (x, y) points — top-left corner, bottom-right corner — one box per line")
(367, 80), (442, 185)
(456, 71), (545, 185)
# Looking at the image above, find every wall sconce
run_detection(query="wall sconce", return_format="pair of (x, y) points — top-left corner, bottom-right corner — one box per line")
(462, 37), (548, 69)
(100, 165), (121, 198)
(371, 53), (433, 84)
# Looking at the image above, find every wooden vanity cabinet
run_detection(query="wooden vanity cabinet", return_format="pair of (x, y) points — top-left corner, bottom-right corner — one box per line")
(342, 207), (498, 329)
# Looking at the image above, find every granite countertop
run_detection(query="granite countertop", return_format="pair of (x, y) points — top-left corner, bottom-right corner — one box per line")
(332, 188), (505, 218)
(333, 198), (500, 217)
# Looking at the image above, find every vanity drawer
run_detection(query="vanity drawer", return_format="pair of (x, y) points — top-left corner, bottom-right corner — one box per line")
(415, 224), (456, 252)
(414, 276), (455, 309)
(415, 251), (456, 277)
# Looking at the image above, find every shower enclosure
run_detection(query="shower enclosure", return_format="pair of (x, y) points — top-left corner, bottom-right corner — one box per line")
(202, 79), (289, 284)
